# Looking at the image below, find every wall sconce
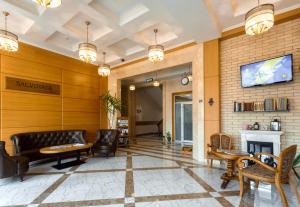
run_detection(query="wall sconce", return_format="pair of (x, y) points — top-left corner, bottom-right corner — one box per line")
(208, 98), (214, 106)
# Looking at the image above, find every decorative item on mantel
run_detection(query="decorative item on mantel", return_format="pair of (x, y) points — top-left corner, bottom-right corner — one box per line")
(270, 116), (281, 131)
(253, 122), (260, 130)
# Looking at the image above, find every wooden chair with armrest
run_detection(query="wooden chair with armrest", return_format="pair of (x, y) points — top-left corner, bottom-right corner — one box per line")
(237, 145), (297, 207)
(207, 133), (232, 167)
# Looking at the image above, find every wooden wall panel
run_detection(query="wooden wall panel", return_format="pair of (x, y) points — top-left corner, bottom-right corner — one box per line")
(63, 98), (99, 113)
(63, 70), (99, 88)
(63, 84), (99, 100)
(63, 112), (99, 126)
(1, 43), (96, 75)
(1, 56), (61, 82)
(99, 77), (108, 129)
(204, 39), (220, 157)
(2, 111), (62, 128)
(0, 42), (108, 154)
(2, 92), (61, 111)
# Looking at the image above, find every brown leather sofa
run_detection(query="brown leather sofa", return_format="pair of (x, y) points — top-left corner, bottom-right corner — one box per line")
(11, 130), (87, 162)
(92, 129), (119, 157)
(0, 141), (29, 181)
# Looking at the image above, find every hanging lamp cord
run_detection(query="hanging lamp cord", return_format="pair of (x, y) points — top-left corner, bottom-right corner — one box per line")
(3, 12), (8, 35)
(103, 52), (106, 64)
(154, 29), (158, 44)
(86, 22), (89, 43)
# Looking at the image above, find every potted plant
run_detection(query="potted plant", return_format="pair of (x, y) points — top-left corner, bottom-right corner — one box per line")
(293, 153), (300, 179)
(166, 131), (172, 144)
(101, 91), (122, 129)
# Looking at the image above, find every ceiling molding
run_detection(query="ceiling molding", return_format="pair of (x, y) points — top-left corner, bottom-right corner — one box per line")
(221, 7), (300, 41)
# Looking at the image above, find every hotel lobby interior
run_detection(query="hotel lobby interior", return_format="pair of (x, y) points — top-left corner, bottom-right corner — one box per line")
(0, 0), (300, 207)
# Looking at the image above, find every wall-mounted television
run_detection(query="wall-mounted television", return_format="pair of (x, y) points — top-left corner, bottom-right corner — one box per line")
(240, 54), (293, 88)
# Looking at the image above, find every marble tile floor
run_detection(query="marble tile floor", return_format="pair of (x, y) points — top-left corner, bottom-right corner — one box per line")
(0, 137), (299, 207)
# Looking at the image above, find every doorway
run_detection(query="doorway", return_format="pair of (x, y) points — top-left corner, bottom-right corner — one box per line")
(172, 92), (192, 143)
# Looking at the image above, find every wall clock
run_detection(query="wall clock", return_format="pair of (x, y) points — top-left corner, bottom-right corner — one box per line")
(181, 76), (189, 85)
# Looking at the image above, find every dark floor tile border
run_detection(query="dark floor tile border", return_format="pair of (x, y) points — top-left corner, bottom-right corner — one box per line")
(215, 197), (234, 207)
(125, 152), (135, 198)
(31, 165), (81, 204)
(124, 203), (135, 207)
(75, 169), (125, 173)
(39, 198), (124, 207)
(219, 191), (240, 197)
(31, 174), (70, 204)
(118, 148), (200, 166)
(184, 168), (216, 192)
(135, 192), (212, 202)
(27, 172), (65, 176)
(129, 143), (183, 154)
(133, 166), (181, 171)
(128, 145), (192, 160)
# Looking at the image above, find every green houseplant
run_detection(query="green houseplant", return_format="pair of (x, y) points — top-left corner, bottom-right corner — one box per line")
(166, 131), (172, 144)
(293, 153), (300, 179)
(101, 91), (122, 129)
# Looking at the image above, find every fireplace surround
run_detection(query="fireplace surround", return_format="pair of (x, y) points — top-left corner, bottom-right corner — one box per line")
(240, 130), (284, 156)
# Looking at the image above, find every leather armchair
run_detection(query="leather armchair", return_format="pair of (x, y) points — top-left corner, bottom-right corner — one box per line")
(0, 141), (29, 181)
(92, 129), (119, 157)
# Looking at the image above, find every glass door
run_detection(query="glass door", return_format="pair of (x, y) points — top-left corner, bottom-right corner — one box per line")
(174, 100), (192, 143)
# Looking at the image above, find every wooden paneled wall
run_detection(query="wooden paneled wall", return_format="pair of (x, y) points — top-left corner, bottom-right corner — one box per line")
(0, 42), (107, 154)
(204, 39), (220, 153)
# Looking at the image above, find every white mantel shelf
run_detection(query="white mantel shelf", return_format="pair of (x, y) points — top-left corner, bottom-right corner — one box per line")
(240, 130), (284, 136)
(240, 130), (284, 156)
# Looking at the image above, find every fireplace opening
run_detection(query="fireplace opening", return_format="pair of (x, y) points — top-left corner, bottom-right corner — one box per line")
(247, 141), (276, 167)
(247, 141), (273, 155)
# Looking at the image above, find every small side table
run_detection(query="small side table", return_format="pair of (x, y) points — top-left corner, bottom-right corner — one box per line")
(212, 149), (249, 189)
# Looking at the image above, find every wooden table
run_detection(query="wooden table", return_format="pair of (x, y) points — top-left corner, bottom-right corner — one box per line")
(212, 149), (249, 189)
(40, 143), (93, 170)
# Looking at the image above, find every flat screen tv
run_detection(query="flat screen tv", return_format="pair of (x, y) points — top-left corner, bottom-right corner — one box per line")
(240, 54), (293, 88)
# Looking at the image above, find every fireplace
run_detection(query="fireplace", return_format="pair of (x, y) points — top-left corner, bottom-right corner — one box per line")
(247, 141), (273, 155)
(240, 130), (283, 156)
(247, 141), (276, 166)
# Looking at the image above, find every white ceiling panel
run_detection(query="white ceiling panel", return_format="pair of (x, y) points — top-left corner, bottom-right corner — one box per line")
(0, 0), (298, 66)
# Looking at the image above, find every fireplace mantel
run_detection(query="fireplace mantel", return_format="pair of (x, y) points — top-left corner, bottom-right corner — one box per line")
(240, 130), (284, 156)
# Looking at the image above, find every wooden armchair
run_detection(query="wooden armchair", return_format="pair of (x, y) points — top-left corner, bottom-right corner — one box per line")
(207, 133), (232, 167)
(237, 145), (297, 207)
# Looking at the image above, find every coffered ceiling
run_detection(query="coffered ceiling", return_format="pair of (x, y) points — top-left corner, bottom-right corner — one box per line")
(0, 0), (299, 66)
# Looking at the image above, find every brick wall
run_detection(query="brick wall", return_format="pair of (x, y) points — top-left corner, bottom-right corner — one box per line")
(220, 18), (300, 151)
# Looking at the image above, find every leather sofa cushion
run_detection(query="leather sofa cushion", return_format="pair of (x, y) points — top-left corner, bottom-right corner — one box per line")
(11, 130), (86, 161)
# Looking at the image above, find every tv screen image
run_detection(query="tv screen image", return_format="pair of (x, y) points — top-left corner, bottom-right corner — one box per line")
(240, 54), (293, 88)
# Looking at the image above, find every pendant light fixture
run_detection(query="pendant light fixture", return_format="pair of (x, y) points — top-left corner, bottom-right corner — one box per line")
(0, 12), (18, 52)
(129, 84), (136, 91)
(245, 0), (274, 35)
(98, 52), (111, 76)
(148, 29), (164, 63)
(153, 72), (160, 87)
(78, 21), (97, 63)
(32, 0), (62, 8)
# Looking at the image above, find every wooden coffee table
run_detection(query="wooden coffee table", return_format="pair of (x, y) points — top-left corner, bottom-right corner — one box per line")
(40, 143), (93, 170)
(212, 149), (249, 189)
